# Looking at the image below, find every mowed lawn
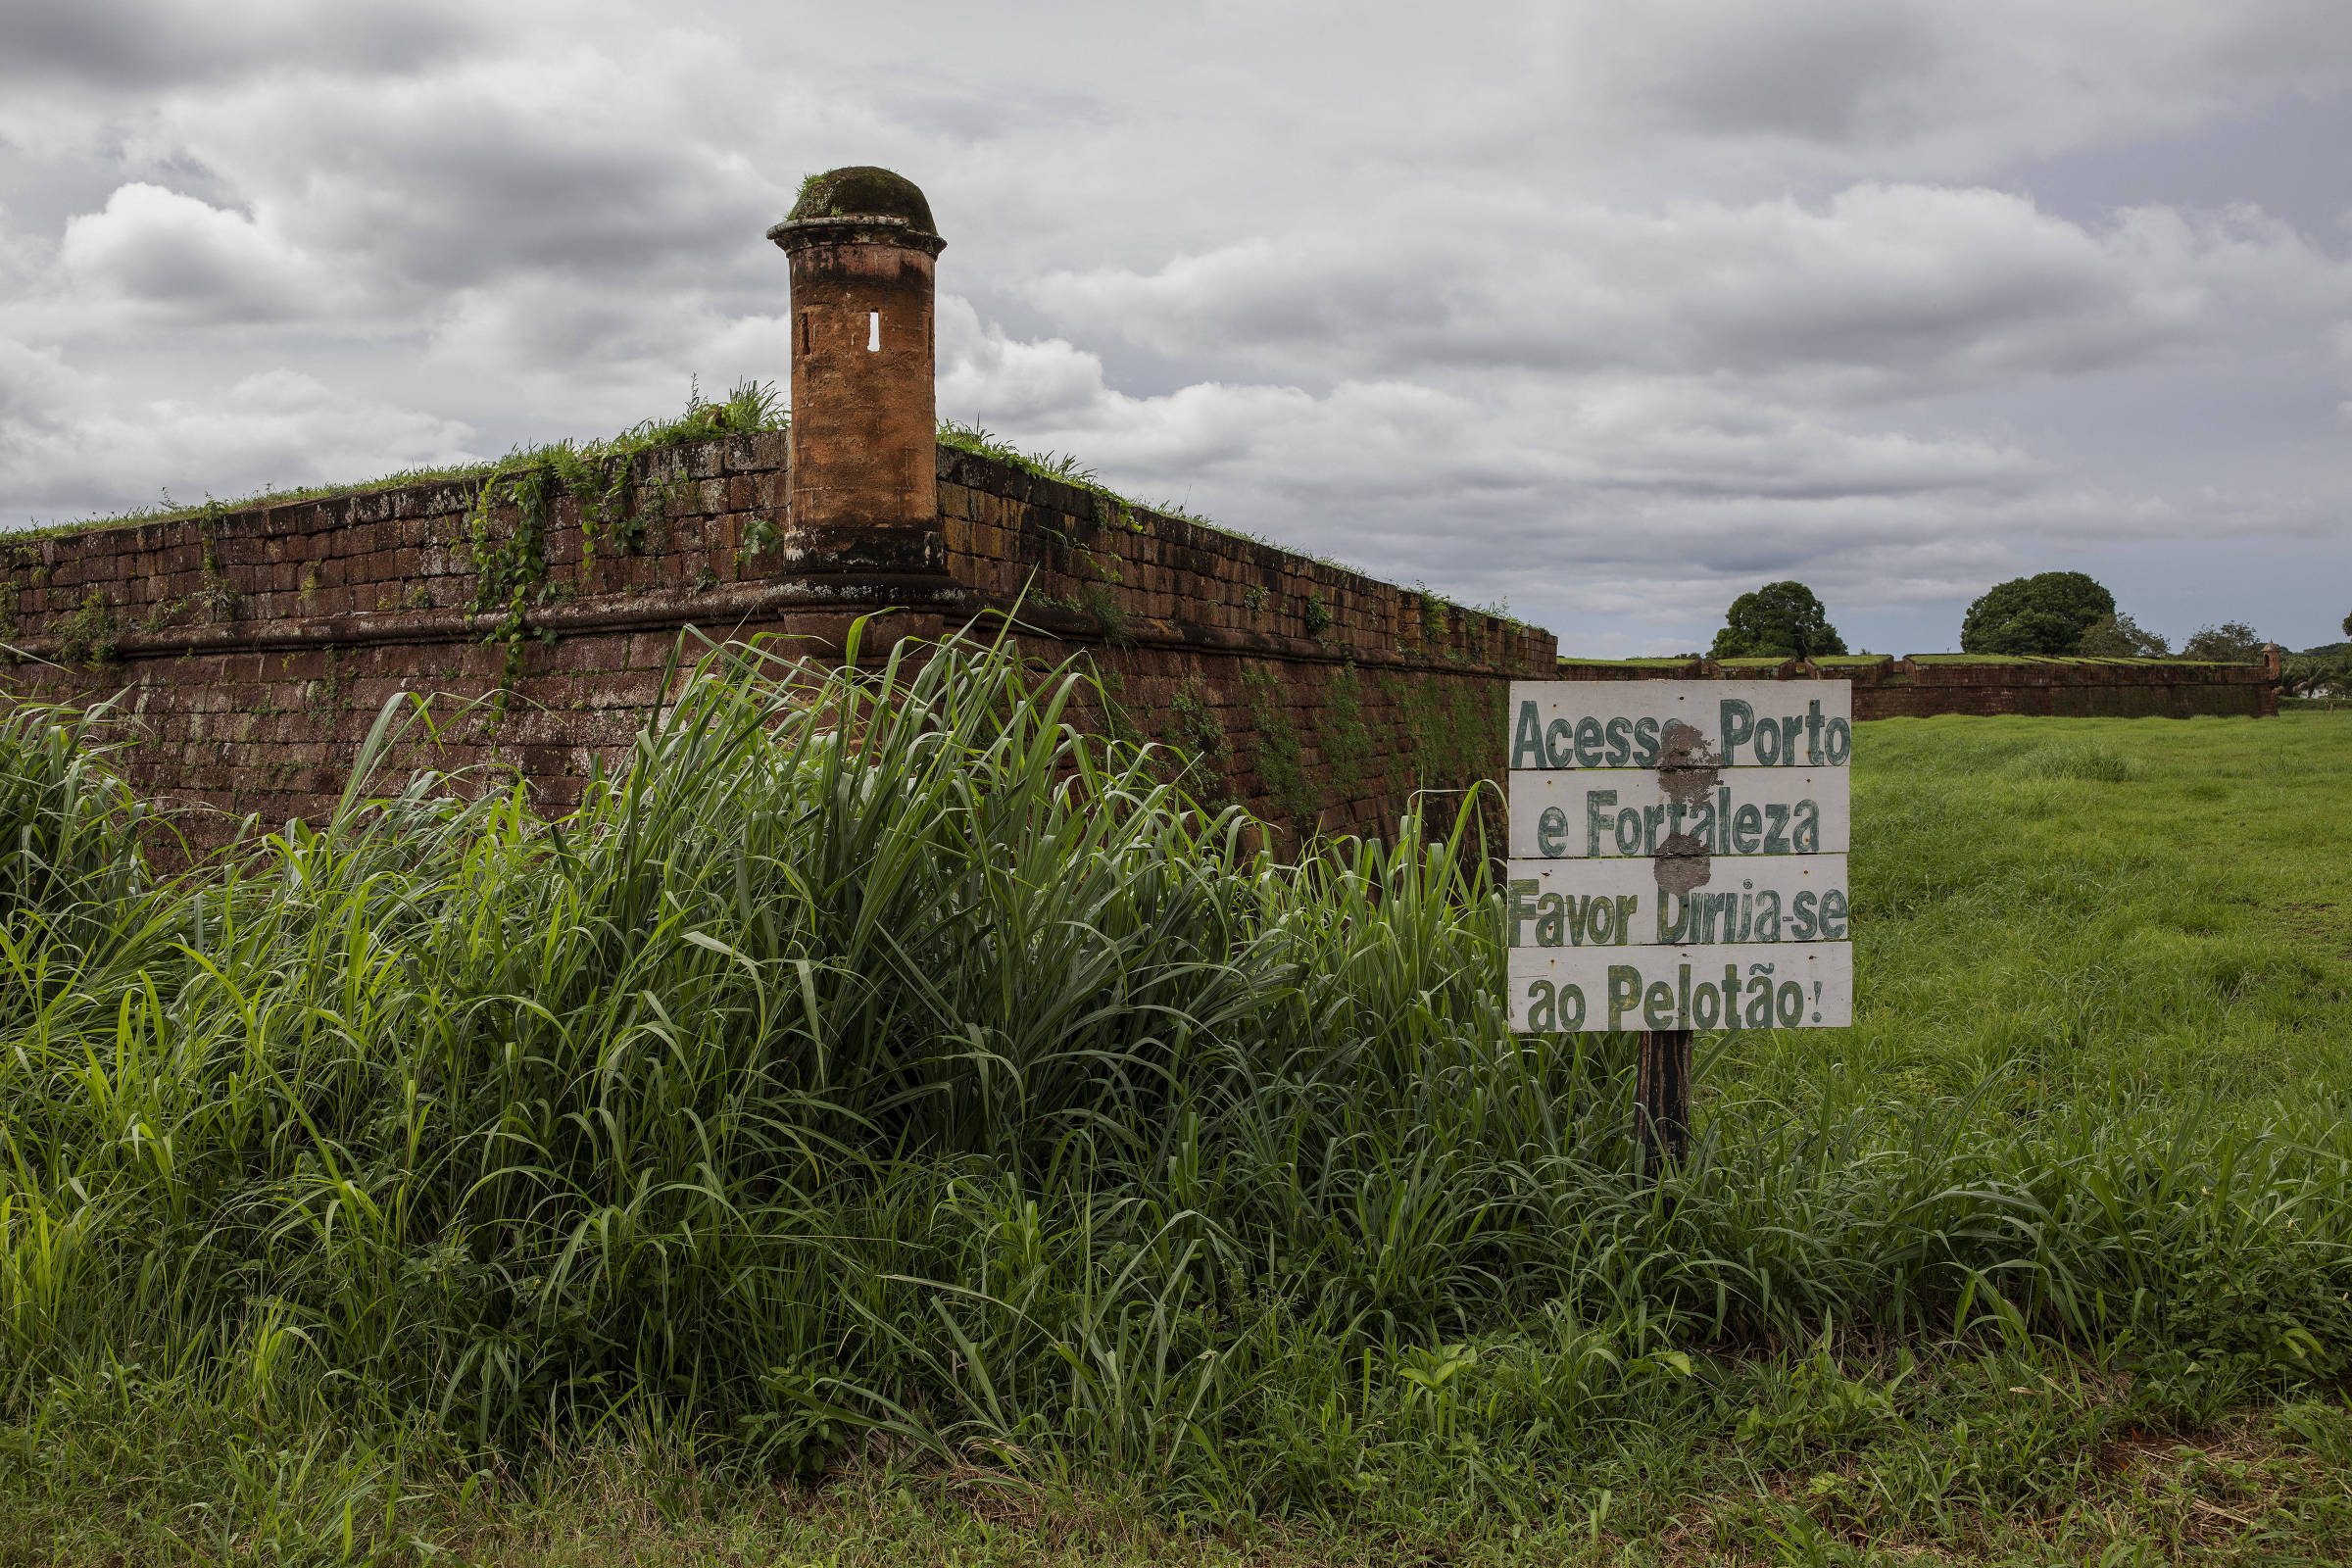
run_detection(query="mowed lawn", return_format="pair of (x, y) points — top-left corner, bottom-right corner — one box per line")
(1729, 710), (2352, 1121)
(6, 710), (2351, 1567)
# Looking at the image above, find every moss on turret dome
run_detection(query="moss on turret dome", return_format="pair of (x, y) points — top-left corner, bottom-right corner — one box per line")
(788, 167), (937, 234)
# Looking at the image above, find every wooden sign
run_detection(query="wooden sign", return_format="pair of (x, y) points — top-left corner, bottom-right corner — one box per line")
(1506, 680), (1854, 1033)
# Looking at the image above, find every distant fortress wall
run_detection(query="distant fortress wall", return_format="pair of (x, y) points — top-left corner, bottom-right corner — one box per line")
(1553, 653), (2278, 720)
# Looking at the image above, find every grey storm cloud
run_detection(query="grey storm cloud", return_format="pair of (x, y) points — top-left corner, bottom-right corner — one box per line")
(0, 0), (483, 90)
(0, 0), (2347, 657)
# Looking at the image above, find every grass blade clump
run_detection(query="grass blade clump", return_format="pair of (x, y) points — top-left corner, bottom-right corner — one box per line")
(2005, 740), (2145, 782)
(0, 698), (154, 925)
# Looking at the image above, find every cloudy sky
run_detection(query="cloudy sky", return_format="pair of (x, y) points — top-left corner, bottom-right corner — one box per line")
(2, 0), (2348, 655)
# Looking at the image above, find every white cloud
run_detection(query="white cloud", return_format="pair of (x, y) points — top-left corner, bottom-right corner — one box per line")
(57, 182), (335, 321)
(0, 340), (473, 521)
(140, 47), (779, 292)
(936, 294), (1114, 427)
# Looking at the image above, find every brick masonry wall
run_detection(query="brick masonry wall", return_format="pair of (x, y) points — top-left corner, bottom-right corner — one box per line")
(1553, 655), (2277, 720)
(937, 450), (1553, 838)
(0, 436), (1555, 846)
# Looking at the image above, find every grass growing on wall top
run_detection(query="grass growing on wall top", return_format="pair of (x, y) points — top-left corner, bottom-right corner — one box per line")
(1, 636), (2350, 1561)
(18, 397), (1525, 640)
(5, 379), (786, 541)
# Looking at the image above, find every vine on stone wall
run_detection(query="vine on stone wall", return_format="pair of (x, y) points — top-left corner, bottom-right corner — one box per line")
(466, 465), (557, 705)
(1166, 674), (1230, 801)
(1322, 662), (1370, 803)
(304, 647), (353, 722)
(195, 500), (241, 624)
(1241, 662), (1316, 839)
(1414, 592), (1450, 654)
(572, 378), (781, 571)
(1381, 672), (1495, 794)
(460, 380), (783, 710)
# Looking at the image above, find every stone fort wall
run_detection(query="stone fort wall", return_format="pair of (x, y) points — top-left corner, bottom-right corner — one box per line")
(0, 434), (1550, 847)
(1553, 654), (2277, 720)
(0, 446), (2272, 854)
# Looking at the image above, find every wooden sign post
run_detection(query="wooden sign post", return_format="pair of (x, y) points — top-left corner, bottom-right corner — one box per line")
(1504, 681), (1855, 1174)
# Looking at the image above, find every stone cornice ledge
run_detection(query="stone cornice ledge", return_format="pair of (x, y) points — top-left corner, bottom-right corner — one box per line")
(2, 576), (971, 663)
(2, 576), (1542, 680)
(969, 599), (1538, 677)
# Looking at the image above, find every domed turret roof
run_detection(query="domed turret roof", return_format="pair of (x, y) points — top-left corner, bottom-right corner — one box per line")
(785, 167), (937, 235)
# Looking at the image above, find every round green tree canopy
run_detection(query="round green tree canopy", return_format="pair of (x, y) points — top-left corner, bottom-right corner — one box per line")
(2181, 620), (2268, 663)
(1709, 580), (1848, 661)
(1960, 571), (2116, 656)
(2076, 612), (2170, 658)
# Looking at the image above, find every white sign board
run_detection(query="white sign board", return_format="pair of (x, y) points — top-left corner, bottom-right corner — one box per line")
(1506, 680), (1854, 1032)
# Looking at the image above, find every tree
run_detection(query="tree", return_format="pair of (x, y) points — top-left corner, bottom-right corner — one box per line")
(1709, 581), (1847, 661)
(2180, 621), (2267, 663)
(2281, 651), (2351, 697)
(2077, 612), (2169, 658)
(1959, 572), (2116, 656)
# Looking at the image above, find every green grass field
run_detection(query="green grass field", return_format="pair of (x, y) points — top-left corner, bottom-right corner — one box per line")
(0, 644), (2346, 1567)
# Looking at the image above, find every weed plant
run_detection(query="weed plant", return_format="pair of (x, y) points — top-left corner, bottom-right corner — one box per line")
(0, 637), (2349, 1561)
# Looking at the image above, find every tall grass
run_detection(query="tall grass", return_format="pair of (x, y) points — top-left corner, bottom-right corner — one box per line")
(0, 626), (2346, 1522)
